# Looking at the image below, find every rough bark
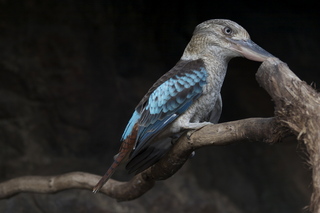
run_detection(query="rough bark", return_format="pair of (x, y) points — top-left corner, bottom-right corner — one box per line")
(256, 57), (320, 212)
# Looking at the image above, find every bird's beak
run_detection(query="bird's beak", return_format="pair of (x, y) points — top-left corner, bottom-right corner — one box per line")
(230, 39), (273, 62)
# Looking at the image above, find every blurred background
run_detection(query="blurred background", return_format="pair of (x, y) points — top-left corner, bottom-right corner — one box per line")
(0, 0), (319, 212)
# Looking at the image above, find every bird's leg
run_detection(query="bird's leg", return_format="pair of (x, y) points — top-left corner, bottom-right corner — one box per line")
(182, 122), (212, 139)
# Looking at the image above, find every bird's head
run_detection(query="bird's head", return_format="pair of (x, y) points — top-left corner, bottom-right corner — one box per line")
(182, 19), (273, 62)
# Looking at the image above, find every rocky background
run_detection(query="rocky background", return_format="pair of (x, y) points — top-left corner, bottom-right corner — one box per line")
(0, 1), (319, 212)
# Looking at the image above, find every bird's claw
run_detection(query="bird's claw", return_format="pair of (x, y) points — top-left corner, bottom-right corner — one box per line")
(186, 122), (211, 139)
(187, 129), (197, 139)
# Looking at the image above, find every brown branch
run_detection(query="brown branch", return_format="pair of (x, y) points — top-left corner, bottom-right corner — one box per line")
(0, 117), (281, 201)
(0, 171), (155, 201)
(144, 117), (281, 182)
(256, 57), (320, 212)
(0, 172), (98, 198)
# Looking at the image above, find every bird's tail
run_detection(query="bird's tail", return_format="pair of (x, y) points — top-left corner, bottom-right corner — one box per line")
(92, 124), (138, 193)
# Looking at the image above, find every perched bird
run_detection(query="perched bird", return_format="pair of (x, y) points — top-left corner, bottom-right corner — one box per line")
(93, 19), (272, 193)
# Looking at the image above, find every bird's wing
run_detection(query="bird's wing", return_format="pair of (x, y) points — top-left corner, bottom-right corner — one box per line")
(120, 59), (208, 173)
(125, 90), (221, 175)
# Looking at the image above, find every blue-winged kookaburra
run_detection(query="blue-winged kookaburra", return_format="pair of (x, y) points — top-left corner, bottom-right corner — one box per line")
(93, 19), (273, 192)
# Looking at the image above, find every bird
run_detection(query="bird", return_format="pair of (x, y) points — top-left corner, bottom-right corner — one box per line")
(93, 19), (273, 193)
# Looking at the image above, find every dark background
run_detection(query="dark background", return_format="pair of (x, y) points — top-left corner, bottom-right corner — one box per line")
(0, 1), (319, 212)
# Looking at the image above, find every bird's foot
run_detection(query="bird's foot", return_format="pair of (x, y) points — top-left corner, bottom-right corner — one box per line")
(185, 122), (212, 139)
(186, 129), (197, 139)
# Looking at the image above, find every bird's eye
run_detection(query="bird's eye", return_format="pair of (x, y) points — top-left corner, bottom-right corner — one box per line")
(223, 27), (233, 35)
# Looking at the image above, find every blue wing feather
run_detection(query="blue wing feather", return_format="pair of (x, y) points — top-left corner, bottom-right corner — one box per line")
(121, 111), (140, 141)
(121, 59), (207, 159)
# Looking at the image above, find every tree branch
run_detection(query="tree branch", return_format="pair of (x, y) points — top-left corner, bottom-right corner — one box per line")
(0, 117), (281, 201)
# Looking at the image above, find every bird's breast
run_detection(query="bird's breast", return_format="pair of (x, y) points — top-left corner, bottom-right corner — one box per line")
(189, 87), (219, 122)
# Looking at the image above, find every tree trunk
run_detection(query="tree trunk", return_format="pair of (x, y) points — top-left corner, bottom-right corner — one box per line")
(256, 57), (320, 212)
